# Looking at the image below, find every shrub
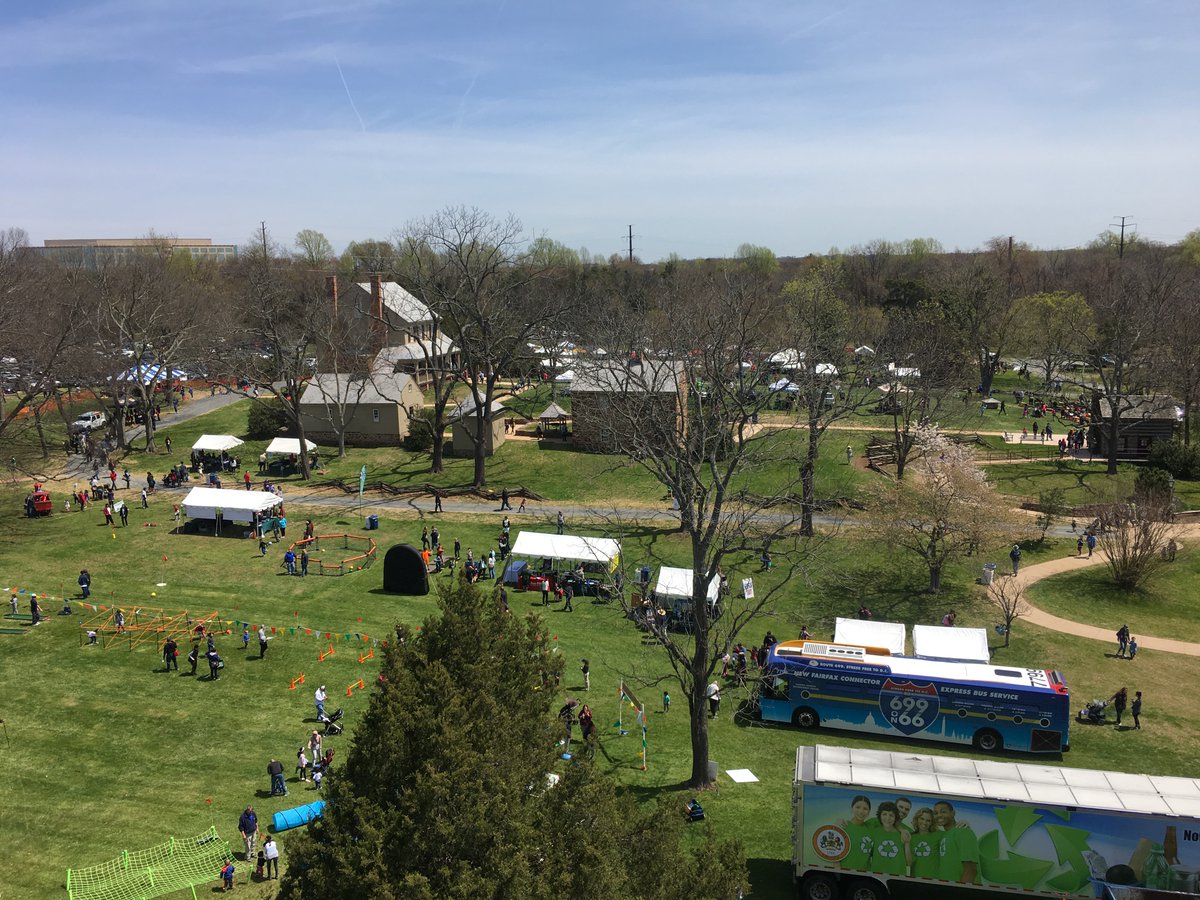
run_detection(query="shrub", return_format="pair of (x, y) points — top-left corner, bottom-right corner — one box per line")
(247, 399), (289, 439)
(1147, 440), (1200, 480)
(1134, 466), (1174, 502)
(402, 408), (437, 452)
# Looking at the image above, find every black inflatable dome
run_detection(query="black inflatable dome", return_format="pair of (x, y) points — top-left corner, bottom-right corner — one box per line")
(383, 544), (429, 595)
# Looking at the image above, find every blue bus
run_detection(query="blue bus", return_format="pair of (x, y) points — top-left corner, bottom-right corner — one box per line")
(758, 640), (1070, 753)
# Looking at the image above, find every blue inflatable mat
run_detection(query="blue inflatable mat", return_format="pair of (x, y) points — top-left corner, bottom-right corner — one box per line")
(272, 800), (326, 832)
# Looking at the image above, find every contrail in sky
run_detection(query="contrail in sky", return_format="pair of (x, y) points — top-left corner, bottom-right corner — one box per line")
(335, 58), (367, 132)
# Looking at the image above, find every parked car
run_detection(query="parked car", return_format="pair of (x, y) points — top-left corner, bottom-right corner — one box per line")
(70, 411), (107, 433)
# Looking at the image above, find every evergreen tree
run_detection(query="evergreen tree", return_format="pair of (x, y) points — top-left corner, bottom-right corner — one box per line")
(279, 579), (746, 899)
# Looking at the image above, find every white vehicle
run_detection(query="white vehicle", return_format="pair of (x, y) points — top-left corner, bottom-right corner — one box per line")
(794, 744), (1200, 900)
(71, 411), (107, 433)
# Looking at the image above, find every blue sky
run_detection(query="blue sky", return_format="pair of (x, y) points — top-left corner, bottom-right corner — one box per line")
(3, 0), (1197, 260)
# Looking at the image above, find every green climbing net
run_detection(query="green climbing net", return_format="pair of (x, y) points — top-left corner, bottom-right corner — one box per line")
(66, 828), (234, 900)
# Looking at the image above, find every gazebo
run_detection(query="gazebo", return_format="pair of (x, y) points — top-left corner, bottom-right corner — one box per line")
(537, 401), (571, 439)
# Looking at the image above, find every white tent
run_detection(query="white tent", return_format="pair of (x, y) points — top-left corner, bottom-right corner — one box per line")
(813, 363), (840, 377)
(554, 369), (575, 383)
(180, 487), (282, 524)
(654, 566), (719, 602)
(768, 348), (805, 369)
(834, 617), (907, 656)
(912, 625), (991, 663)
(510, 531), (620, 566)
(265, 437), (317, 456)
(191, 434), (245, 452)
(769, 377), (799, 393)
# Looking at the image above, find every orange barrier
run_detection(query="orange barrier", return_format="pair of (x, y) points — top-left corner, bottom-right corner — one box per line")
(283, 534), (377, 576)
(358, 648), (374, 664)
(318, 644), (335, 662)
(345, 678), (366, 697)
(289, 673), (305, 690)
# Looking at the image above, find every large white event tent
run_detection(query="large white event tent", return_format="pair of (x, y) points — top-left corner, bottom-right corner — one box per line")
(265, 437), (317, 456)
(509, 532), (621, 568)
(653, 566), (720, 604)
(912, 625), (991, 663)
(180, 487), (282, 524)
(833, 617), (907, 656)
(191, 434), (245, 453)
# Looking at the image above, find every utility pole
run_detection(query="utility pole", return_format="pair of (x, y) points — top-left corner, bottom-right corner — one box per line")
(627, 225), (634, 264)
(260, 221), (269, 257)
(1111, 216), (1134, 259)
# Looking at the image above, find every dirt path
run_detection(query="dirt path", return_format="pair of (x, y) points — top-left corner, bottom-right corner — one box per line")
(1012, 535), (1200, 656)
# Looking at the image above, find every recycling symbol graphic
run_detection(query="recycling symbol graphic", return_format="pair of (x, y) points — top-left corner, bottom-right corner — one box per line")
(913, 842), (932, 858)
(859, 836), (874, 855)
(877, 840), (900, 859)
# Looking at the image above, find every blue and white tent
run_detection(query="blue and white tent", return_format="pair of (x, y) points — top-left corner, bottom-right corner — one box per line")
(115, 364), (188, 385)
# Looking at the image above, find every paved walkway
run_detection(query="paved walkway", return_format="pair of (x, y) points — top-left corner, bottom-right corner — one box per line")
(1012, 540), (1200, 657)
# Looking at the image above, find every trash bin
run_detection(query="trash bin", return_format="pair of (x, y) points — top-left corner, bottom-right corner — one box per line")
(365, 514), (379, 530)
(982, 563), (997, 585)
(707, 760), (719, 783)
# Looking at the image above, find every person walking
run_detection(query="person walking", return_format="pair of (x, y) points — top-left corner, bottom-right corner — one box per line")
(1131, 691), (1143, 729)
(296, 747), (309, 782)
(421, 526), (429, 551)
(1009, 543), (1022, 576)
(103, 503), (113, 526)
(243, 470), (252, 490)
(556, 510), (565, 534)
(581, 658), (590, 691)
(1077, 534), (1084, 556)
(207, 648), (221, 680)
(845, 445), (853, 465)
(78, 569), (91, 599)
(300, 548), (309, 576)
(1086, 531), (1097, 558)
(518, 494), (527, 513)
(267, 758), (287, 796)
(284, 549), (296, 576)
(309, 730), (323, 763)
(140, 487), (148, 509)
(164, 436), (172, 453)
(238, 806), (259, 861)
(706, 681), (721, 719)
(258, 625), (268, 659)
(453, 538), (461, 561)
(562, 582), (574, 612)
(163, 636), (179, 671)
(118, 502), (129, 526)
(1128, 636), (1138, 660)
(500, 488), (512, 510)
(123, 468), (131, 489)
(433, 490), (443, 512)
(1116, 624), (1130, 658)
(315, 684), (327, 719)
(188, 645), (198, 676)
(262, 835), (279, 880)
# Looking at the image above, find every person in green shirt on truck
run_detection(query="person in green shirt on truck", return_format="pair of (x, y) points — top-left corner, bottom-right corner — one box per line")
(908, 807), (941, 879)
(838, 795), (875, 871)
(869, 801), (911, 876)
(934, 800), (979, 884)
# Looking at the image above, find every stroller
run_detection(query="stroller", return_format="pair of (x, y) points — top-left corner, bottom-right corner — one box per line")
(319, 707), (344, 736)
(1078, 698), (1108, 724)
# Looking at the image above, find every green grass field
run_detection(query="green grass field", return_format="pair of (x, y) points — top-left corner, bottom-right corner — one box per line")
(3, 399), (1197, 898)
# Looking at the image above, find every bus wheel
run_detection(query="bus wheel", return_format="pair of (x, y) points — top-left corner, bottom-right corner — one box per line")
(799, 872), (838, 900)
(842, 877), (888, 900)
(793, 707), (820, 729)
(973, 728), (1003, 752)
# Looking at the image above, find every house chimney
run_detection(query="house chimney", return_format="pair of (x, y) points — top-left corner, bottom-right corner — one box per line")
(326, 275), (338, 316)
(368, 274), (385, 349)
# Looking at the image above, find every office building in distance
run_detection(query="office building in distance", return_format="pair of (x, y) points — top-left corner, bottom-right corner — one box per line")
(34, 237), (238, 266)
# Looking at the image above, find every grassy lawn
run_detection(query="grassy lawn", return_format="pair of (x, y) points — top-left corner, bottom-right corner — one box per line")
(1027, 548), (1200, 644)
(983, 459), (1138, 508)
(131, 398), (880, 509)
(5, 400), (1198, 897)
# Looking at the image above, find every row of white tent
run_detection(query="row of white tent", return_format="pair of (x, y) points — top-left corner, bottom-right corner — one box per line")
(190, 434), (316, 455)
(833, 617), (990, 663)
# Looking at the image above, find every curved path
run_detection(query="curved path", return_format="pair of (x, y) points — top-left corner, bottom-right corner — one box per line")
(1012, 544), (1200, 657)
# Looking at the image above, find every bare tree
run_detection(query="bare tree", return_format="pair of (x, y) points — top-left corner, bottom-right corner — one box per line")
(1099, 498), (1178, 590)
(586, 264), (820, 789)
(872, 426), (1024, 593)
(987, 578), (1029, 648)
(1158, 269), (1200, 444)
(223, 233), (331, 480)
(401, 207), (569, 488)
(782, 258), (880, 534)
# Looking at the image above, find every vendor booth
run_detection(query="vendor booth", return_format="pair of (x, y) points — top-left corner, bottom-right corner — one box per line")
(833, 617), (907, 656)
(190, 434), (245, 474)
(265, 437), (317, 475)
(651, 566), (721, 630)
(180, 486), (283, 536)
(912, 624), (991, 663)
(504, 531), (621, 596)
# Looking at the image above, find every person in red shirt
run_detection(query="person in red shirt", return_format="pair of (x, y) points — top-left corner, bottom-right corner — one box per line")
(243, 470), (252, 491)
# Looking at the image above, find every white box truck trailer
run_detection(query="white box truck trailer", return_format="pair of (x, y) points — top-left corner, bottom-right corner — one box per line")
(794, 744), (1200, 900)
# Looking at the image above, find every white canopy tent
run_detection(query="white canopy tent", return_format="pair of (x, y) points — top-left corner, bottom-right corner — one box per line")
(510, 531), (621, 566)
(265, 437), (317, 456)
(654, 566), (719, 603)
(912, 625), (991, 663)
(834, 617), (907, 656)
(180, 487), (282, 524)
(191, 434), (245, 453)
